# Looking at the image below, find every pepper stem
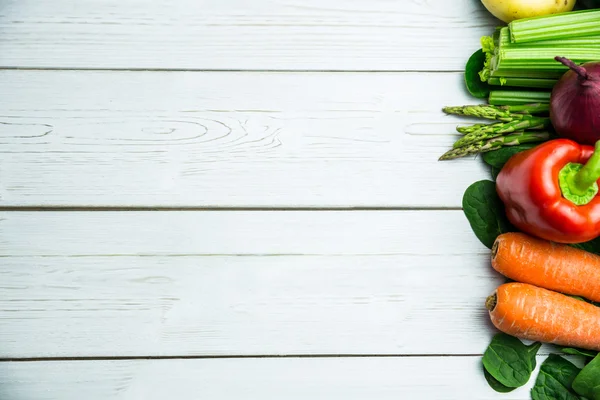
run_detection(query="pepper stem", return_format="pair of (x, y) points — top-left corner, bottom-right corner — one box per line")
(576, 141), (600, 190)
(559, 141), (600, 206)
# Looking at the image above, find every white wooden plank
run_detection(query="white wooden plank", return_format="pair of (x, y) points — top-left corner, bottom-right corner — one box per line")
(0, 211), (486, 257)
(0, 357), (549, 400)
(0, 210), (498, 358)
(0, 0), (498, 71)
(0, 254), (500, 358)
(0, 70), (490, 208)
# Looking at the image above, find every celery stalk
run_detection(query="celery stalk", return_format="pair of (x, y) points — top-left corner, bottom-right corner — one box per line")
(500, 48), (600, 65)
(499, 26), (600, 48)
(488, 90), (551, 106)
(509, 9), (600, 43)
(483, 42), (600, 82)
(487, 77), (556, 89)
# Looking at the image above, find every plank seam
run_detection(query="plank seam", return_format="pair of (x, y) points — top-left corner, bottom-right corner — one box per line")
(0, 354), (485, 362)
(0, 207), (463, 212)
(0, 67), (464, 73)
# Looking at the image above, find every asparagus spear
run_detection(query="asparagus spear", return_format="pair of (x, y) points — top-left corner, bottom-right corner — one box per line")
(439, 131), (551, 161)
(443, 103), (549, 121)
(456, 123), (500, 134)
(453, 117), (550, 148)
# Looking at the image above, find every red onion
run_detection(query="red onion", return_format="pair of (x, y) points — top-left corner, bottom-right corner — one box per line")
(550, 56), (600, 145)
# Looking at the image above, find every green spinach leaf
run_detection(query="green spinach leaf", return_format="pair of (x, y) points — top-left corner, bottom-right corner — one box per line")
(483, 366), (516, 393)
(482, 333), (542, 388)
(462, 180), (513, 249)
(562, 347), (599, 359)
(573, 354), (600, 400)
(482, 144), (537, 169)
(571, 236), (600, 256)
(531, 354), (582, 400)
(464, 49), (490, 99)
(491, 166), (501, 181)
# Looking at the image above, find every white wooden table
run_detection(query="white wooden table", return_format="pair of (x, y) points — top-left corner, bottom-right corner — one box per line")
(0, 1), (542, 398)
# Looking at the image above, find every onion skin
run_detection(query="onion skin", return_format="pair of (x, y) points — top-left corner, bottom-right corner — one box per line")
(550, 58), (600, 146)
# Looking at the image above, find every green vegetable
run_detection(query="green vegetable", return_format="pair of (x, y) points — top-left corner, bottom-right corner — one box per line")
(570, 235), (600, 255)
(465, 49), (490, 99)
(452, 117), (550, 149)
(488, 77), (557, 89)
(439, 131), (550, 161)
(509, 9), (600, 43)
(491, 166), (501, 181)
(488, 90), (551, 106)
(562, 347), (599, 359)
(482, 333), (542, 388)
(573, 354), (600, 399)
(482, 144), (537, 169)
(483, 366), (516, 393)
(479, 31), (499, 82)
(443, 104), (549, 121)
(530, 354), (582, 400)
(462, 181), (513, 249)
(480, 20), (600, 91)
(456, 123), (493, 135)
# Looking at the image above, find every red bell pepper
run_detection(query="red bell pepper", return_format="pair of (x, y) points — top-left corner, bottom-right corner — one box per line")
(496, 138), (600, 244)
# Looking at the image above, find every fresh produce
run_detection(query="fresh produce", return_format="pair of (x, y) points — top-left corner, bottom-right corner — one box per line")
(440, 131), (551, 160)
(465, 49), (491, 98)
(530, 355), (582, 400)
(562, 347), (599, 358)
(486, 282), (600, 351)
(462, 180), (513, 249)
(453, 117), (549, 147)
(476, 10), (600, 93)
(443, 104), (549, 120)
(572, 354), (600, 399)
(483, 333), (541, 389)
(550, 56), (600, 145)
(509, 8), (600, 42)
(488, 90), (551, 105)
(480, 0), (575, 24)
(440, 4), (600, 398)
(492, 232), (600, 302)
(496, 139), (600, 243)
(439, 104), (552, 160)
(482, 144), (538, 168)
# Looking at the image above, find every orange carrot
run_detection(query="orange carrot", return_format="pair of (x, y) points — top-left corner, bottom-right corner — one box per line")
(492, 232), (600, 303)
(487, 283), (600, 350)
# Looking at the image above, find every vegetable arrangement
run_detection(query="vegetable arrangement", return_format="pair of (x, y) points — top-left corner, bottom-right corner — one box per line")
(443, 2), (600, 398)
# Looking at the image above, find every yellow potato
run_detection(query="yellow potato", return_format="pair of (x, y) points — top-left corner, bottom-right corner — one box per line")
(481, 0), (576, 23)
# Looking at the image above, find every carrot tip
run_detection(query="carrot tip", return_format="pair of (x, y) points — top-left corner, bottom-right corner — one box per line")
(486, 293), (497, 312)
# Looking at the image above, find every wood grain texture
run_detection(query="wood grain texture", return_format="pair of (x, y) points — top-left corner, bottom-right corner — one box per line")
(0, 357), (545, 400)
(0, 0), (498, 71)
(0, 70), (489, 208)
(0, 211), (503, 358)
